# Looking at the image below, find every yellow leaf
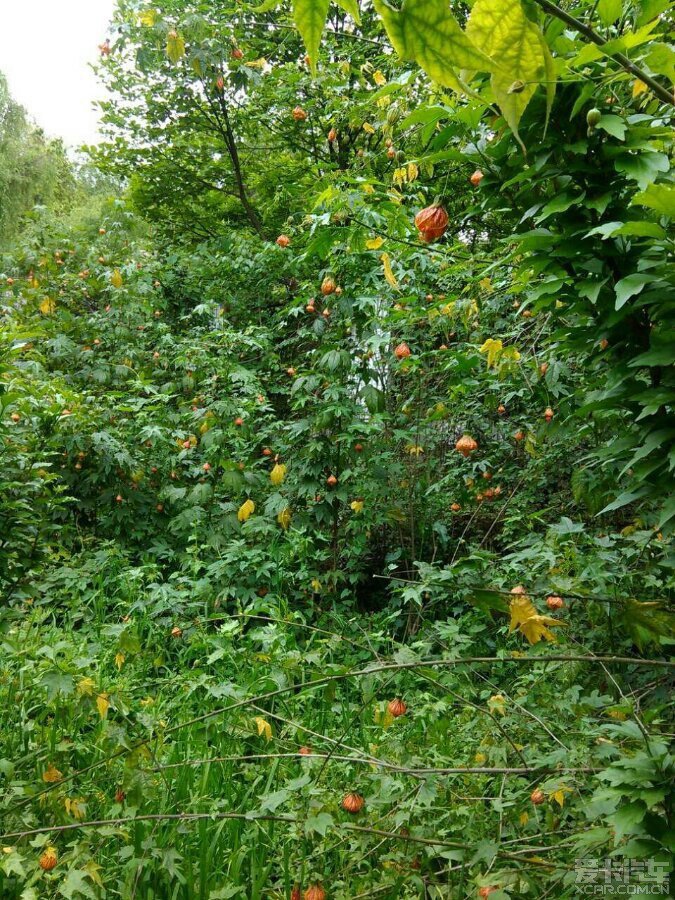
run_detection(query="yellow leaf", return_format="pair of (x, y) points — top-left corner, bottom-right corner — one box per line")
(508, 593), (567, 644)
(474, 752), (487, 764)
(373, 70), (387, 85)
(362, 184), (375, 194)
(479, 277), (493, 292)
(139, 8), (158, 25)
(366, 236), (385, 250)
(407, 162), (419, 182)
(633, 79), (648, 98)
(406, 445), (424, 456)
(519, 811), (529, 825)
(551, 789), (565, 807)
(277, 507), (292, 530)
(238, 498), (255, 522)
(362, 122), (375, 134)
(111, 269), (123, 288)
(350, 500), (364, 513)
(270, 463), (287, 486)
(480, 338), (503, 368)
(381, 253), (399, 289)
(39, 297), (56, 315)
(30, 277), (40, 289)
(311, 578), (322, 592)
(43, 764), (63, 783)
(253, 716), (272, 741)
(115, 653), (125, 671)
(393, 166), (407, 186)
(247, 57), (267, 69)
(84, 861), (104, 887)
(96, 692), (110, 719)
(166, 30), (186, 64)
(77, 676), (95, 697)
(488, 693), (506, 715)
(64, 797), (86, 820)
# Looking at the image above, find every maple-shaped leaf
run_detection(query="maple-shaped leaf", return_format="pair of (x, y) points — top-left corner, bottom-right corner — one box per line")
(254, 716), (272, 741)
(508, 593), (567, 644)
(43, 764), (63, 783)
(238, 499), (255, 522)
(270, 463), (287, 486)
(96, 692), (110, 719)
(381, 252), (399, 289)
(277, 507), (292, 530)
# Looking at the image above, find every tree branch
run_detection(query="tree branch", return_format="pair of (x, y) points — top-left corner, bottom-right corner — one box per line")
(532, 0), (674, 106)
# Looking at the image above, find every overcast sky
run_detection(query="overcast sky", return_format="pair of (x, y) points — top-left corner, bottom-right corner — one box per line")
(0, 0), (116, 147)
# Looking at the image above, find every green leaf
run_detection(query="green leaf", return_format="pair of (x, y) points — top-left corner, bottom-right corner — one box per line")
(336, 0), (360, 23)
(466, 0), (555, 145)
(615, 152), (670, 190)
(293, 0), (330, 72)
(631, 183), (675, 217)
(614, 273), (654, 309)
(372, 0), (493, 91)
(598, 488), (650, 515)
(305, 811), (334, 836)
(597, 0), (622, 25)
(597, 114), (626, 140)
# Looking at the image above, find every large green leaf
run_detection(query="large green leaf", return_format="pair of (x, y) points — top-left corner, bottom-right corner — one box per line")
(293, 0), (330, 72)
(372, 0), (493, 88)
(466, 0), (555, 144)
(336, 0), (360, 23)
(631, 183), (675, 217)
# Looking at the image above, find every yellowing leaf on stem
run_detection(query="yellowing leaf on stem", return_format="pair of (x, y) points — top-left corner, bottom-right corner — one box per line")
(77, 677), (96, 697)
(277, 507), (292, 530)
(111, 269), (124, 288)
(96, 692), (110, 719)
(64, 797), (86, 820)
(114, 653), (125, 671)
(254, 716), (272, 741)
(350, 499), (364, 513)
(488, 693), (506, 715)
(39, 297), (56, 315)
(480, 338), (503, 369)
(270, 463), (287, 486)
(407, 162), (419, 182)
(633, 78), (648, 97)
(381, 252), (399, 289)
(238, 499), (255, 522)
(362, 122), (376, 134)
(166, 30), (186, 64)
(373, 70), (387, 85)
(366, 236), (385, 250)
(508, 593), (567, 644)
(551, 786), (571, 808)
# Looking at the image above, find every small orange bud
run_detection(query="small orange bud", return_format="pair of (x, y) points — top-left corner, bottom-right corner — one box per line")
(387, 698), (407, 717)
(341, 792), (364, 814)
(39, 847), (58, 871)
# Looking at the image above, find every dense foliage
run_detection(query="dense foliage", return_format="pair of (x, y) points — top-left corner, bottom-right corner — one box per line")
(0, 0), (673, 897)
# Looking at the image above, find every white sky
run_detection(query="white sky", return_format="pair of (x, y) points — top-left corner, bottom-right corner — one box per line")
(0, 0), (116, 147)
